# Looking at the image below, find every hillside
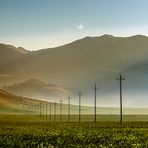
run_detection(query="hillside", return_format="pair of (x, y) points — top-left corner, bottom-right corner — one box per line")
(0, 89), (50, 114)
(1, 35), (148, 107)
(0, 44), (28, 65)
(1, 88), (148, 115)
(1, 35), (148, 88)
(3, 78), (69, 100)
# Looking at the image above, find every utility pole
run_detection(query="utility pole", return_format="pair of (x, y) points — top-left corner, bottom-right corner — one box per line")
(40, 103), (42, 117)
(20, 93), (24, 112)
(68, 96), (72, 122)
(54, 102), (56, 122)
(38, 104), (40, 117)
(46, 104), (48, 118)
(60, 99), (62, 122)
(30, 104), (32, 114)
(78, 90), (81, 122)
(20, 93), (22, 105)
(116, 73), (125, 125)
(43, 104), (44, 119)
(49, 103), (51, 121)
(93, 84), (98, 123)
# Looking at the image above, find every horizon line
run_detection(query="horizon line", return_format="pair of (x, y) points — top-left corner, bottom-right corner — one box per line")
(0, 33), (148, 51)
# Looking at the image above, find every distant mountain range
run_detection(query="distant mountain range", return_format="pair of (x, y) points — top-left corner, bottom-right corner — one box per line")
(3, 78), (69, 100)
(0, 35), (147, 86)
(1, 34), (148, 106)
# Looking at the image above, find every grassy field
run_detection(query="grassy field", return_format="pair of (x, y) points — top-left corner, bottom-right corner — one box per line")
(1, 89), (148, 147)
(1, 114), (148, 122)
(0, 114), (148, 147)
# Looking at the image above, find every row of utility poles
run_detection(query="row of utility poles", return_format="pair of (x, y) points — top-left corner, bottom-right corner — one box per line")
(38, 97), (73, 122)
(21, 73), (125, 124)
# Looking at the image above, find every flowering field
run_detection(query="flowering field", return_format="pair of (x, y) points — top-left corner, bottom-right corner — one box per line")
(0, 115), (148, 147)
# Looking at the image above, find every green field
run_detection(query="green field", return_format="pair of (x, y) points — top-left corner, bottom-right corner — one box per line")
(0, 114), (148, 148)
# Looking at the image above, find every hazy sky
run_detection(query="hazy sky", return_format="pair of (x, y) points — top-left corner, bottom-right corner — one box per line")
(1, 0), (148, 50)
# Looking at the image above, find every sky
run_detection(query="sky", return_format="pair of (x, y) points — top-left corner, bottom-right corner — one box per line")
(1, 0), (148, 50)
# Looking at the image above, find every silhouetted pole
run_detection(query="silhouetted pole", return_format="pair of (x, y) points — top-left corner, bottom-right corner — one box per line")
(93, 84), (98, 123)
(78, 90), (81, 122)
(30, 105), (32, 113)
(43, 104), (44, 119)
(38, 104), (40, 117)
(46, 104), (48, 118)
(60, 99), (62, 122)
(20, 93), (24, 110)
(40, 103), (42, 117)
(116, 73), (125, 125)
(68, 96), (72, 122)
(20, 93), (22, 105)
(49, 103), (51, 121)
(54, 102), (56, 122)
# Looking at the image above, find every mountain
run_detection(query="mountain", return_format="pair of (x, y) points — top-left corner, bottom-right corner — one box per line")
(0, 88), (51, 113)
(1, 34), (148, 88)
(0, 44), (30, 84)
(0, 44), (28, 65)
(3, 78), (69, 100)
(1, 35), (148, 107)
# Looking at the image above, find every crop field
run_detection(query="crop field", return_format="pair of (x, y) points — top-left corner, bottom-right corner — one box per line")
(0, 114), (148, 148)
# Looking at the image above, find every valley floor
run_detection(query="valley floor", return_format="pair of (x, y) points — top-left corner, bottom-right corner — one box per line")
(0, 114), (148, 147)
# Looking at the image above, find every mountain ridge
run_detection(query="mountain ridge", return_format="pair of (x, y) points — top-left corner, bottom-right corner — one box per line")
(1, 34), (148, 90)
(3, 78), (69, 100)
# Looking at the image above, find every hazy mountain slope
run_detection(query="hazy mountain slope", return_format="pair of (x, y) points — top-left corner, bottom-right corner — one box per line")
(0, 89), (53, 113)
(0, 89), (32, 113)
(1, 35), (148, 89)
(3, 78), (69, 100)
(1, 89), (148, 115)
(0, 44), (31, 84)
(0, 44), (28, 64)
